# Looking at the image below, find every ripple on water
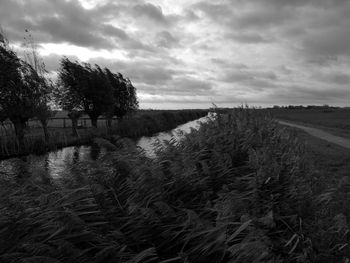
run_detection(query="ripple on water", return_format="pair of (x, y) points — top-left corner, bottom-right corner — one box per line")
(0, 114), (214, 187)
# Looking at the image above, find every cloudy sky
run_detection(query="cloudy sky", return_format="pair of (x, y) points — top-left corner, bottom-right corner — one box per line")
(1, 0), (350, 109)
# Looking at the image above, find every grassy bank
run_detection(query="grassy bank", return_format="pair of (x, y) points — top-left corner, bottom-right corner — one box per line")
(3, 108), (346, 262)
(0, 109), (208, 159)
(282, 126), (350, 262)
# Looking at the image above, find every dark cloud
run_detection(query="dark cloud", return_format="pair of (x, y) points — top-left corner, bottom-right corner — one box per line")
(1, 0), (350, 107)
(211, 59), (248, 69)
(273, 84), (350, 105)
(83, 59), (205, 103)
(222, 69), (277, 83)
(231, 9), (294, 30)
(301, 27), (350, 58)
(156, 31), (179, 48)
(223, 71), (254, 83)
(86, 56), (187, 88)
(194, 0), (295, 30)
(194, 2), (233, 20)
(101, 25), (129, 40)
(170, 78), (213, 94)
(135, 77), (212, 96)
(314, 72), (350, 85)
(279, 65), (293, 75)
(184, 10), (200, 21)
(131, 67), (174, 85)
(226, 32), (271, 44)
(133, 3), (174, 25)
(1, 0), (108, 49)
(0, 0), (156, 52)
(35, 15), (113, 49)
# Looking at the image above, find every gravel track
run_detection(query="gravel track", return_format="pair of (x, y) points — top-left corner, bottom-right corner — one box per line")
(278, 120), (350, 149)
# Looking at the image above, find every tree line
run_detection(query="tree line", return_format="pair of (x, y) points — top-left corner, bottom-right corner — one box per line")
(0, 33), (138, 145)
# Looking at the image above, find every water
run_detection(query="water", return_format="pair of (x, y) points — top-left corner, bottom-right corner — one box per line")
(0, 115), (211, 186)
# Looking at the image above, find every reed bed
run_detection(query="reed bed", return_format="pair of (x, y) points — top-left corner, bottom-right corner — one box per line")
(0, 108), (346, 262)
(0, 110), (207, 159)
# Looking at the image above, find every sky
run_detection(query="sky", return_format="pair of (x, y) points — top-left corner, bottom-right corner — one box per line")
(1, 0), (350, 109)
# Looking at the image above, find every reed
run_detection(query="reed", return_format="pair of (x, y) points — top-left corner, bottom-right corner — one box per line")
(0, 110), (207, 159)
(2, 108), (343, 262)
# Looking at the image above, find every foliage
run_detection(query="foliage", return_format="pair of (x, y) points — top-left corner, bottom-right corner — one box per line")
(56, 58), (138, 128)
(104, 68), (138, 120)
(57, 58), (114, 127)
(0, 32), (48, 144)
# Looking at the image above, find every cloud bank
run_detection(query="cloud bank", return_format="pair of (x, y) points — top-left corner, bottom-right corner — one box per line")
(1, 0), (350, 108)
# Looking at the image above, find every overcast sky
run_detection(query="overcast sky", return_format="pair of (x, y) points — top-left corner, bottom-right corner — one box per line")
(1, 0), (350, 109)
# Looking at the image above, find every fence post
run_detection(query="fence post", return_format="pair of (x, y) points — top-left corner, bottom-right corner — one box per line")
(63, 118), (66, 128)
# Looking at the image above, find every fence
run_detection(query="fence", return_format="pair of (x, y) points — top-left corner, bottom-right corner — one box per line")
(0, 117), (120, 137)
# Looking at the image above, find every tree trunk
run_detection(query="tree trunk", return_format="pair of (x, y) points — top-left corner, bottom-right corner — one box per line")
(68, 111), (82, 137)
(107, 117), (112, 128)
(40, 120), (49, 141)
(12, 118), (25, 148)
(71, 118), (78, 137)
(91, 116), (98, 128)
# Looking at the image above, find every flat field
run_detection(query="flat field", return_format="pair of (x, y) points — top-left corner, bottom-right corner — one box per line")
(270, 108), (350, 130)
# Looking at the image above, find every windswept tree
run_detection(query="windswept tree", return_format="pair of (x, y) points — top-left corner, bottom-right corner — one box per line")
(104, 69), (138, 126)
(0, 33), (48, 145)
(23, 30), (54, 141)
(53, 85), (82, 136)
(54, 61), (84, 136)
(57, 58), (114, 128)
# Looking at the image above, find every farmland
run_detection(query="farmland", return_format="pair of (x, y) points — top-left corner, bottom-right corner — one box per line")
(1, 108), (349, 262)
(270, 107), (350, 136)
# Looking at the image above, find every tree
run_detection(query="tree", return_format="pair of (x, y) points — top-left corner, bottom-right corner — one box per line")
(104, 69), (138, 125)
(54, 62), (84, 136)
(23, 30), (54, 141)
(67, 110), (83, 137)
(0, 32), (47, 146)
(53, 80), (82, 137)
(35, 103), (54, 141)
(57, 58), (114, 128)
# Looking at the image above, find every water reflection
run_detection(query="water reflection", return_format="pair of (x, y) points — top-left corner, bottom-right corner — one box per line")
(90, 143), (101, 160)
(0, 114), (212, 186)
(136, 116), (207, 157)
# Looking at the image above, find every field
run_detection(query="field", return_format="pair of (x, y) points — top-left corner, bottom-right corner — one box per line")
(1, 108), (349, 262)
(270, 108), (350, 132)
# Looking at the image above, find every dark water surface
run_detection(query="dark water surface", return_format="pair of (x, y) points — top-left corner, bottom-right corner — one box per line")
(0, 115), (211, 186)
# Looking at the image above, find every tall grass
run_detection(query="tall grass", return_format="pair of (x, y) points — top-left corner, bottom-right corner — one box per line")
(0, 108), (345, 262)
(0, 110), (207, 159)
(110, 109), (207, 138)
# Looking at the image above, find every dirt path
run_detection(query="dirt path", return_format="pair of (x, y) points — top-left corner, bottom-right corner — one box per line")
(278, 120), (350, 149)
